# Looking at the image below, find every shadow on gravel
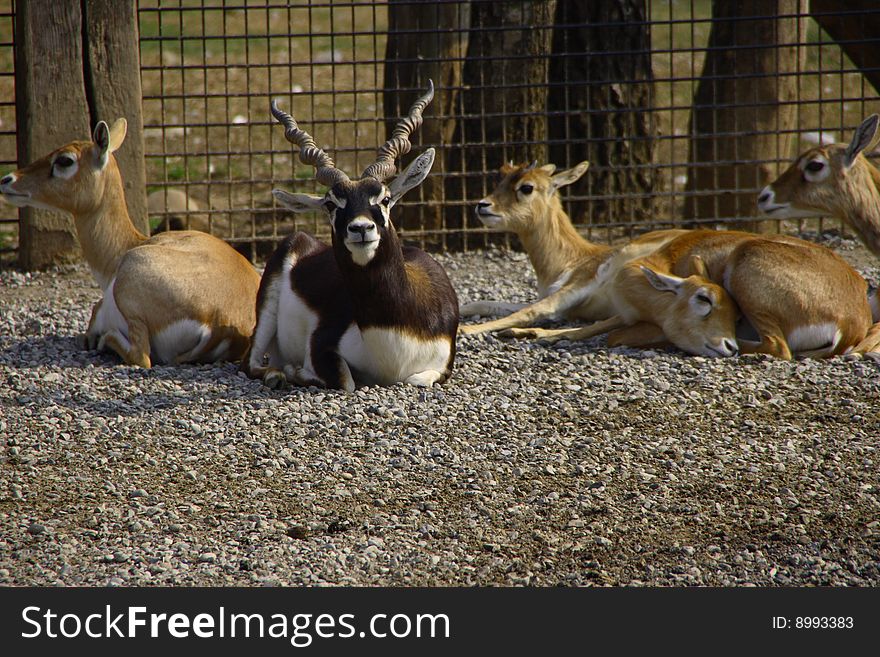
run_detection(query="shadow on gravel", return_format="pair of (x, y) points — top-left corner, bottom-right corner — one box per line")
(1, 335), (293, 419)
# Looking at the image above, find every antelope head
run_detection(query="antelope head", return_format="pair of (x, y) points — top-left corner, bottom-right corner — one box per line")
(474, 160), (590, 232)
(0, 119), (128, 216)
(639, 256), (740, 358)
(272, 82), (436, 267)
(758, 114), (880, 221)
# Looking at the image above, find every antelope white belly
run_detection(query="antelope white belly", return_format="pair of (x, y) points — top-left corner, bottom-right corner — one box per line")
(92, 279), (129, 339)
(276, 287), (320, 366)
(152, 319), (212, 364)
(339, 325), (451, 385)
(787, 322), (841, 354)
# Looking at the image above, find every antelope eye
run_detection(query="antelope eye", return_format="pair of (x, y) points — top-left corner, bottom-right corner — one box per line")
(518, 183), (534, 195)
(381, 196), (391, 207)
(695, 293), (712, 306)
(323, 200), (337, 213)
(54, 155), (75, 168)
(805, 160), (824, 173)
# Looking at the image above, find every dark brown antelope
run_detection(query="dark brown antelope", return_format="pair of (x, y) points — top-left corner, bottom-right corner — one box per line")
(241, 81), (459, 391)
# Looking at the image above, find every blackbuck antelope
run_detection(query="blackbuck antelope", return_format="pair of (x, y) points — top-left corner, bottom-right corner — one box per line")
(503, 229), (880, 360)
(758, 114), (880, 260)
(0, 119), (260, 367)
(459, 160), (689, 334)
(241, 81), (459, 391)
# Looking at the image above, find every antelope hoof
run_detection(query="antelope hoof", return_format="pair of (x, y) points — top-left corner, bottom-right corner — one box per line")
(458, 324), (482, 335)
(262, 368), (288, 389)
(404, 370), (443, 387)
(288, 366), (326, 389)
(499, 328), (538, 340)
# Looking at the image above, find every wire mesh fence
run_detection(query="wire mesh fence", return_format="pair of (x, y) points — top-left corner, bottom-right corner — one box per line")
(0, 1), (16, 263)
(2, 0), (880, 266)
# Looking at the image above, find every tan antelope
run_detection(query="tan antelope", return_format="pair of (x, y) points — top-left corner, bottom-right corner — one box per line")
(758, 113), (880, 323)
(0, 119), (260, 367)
(462, 161), (878, 358)
(758, 114), (880, 260)
(241, 81), (459, 391)
(460, 160), (690, 335)
(503, 229), (880, 360)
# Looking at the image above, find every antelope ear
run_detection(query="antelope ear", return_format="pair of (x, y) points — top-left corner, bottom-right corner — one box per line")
(388, 148), (435, 204)
(273, 189), (326, 214)
(108, 118), (127, 153)
(550, 161), (590, 191)
(93, 121), (112, 168)
(689, 254), (709, 278)
(844, 114), (880, 168)
(640, 265), (684, 294)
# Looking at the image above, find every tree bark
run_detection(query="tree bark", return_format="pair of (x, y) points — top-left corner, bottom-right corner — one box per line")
(15, 0), (89, 269)
(548, 0), (656, 228)
(15, 0), (149, 269)
(382, 0), (470, 249)
(84, 0), (149, 236)
(684, 0), (808, 232)
(451, 0), (557, 248)
(811, 0), (880, 95)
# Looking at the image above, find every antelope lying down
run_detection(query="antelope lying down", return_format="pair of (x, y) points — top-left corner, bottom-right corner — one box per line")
(241, 82), (459, 391)
(504, 229), (880, 359)
(0, 119), (260, 366)
(759, 113), (880, 325)
(462, 160), (879, 359)
(459, 160), (689, 335)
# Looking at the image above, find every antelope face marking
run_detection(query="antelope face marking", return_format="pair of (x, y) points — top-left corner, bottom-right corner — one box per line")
(0, 171), (27, 206)
(475, 163), (552, 231)
(327, 179), (392, 266)
(675, 282), (740, 358)
(757, 150), (837, 220)
(761, 114), (880, 221)
(640, 265), (740, 358)
(476, 160), (589, 232)
(0, 146), (90, 212)
(474, 198), (504, 227)
(0, 121), (126, 216)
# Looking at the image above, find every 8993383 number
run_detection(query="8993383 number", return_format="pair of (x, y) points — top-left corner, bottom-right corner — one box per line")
(795, 617), (853, 629)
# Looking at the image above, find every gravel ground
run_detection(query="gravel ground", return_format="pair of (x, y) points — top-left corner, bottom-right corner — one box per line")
(1, 233), (879, 587)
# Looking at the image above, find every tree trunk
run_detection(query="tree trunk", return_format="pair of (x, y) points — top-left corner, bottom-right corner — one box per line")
(684, 0), (808, 232)
(84, 0), (149, 236)
(382, 1), (470, 250)
(451, 0), (557, 248)
(548, 0), (656, 228)
(15, 0), (89, 269)
(811, 0), (880, 95)
(15, 0), (149, 269)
